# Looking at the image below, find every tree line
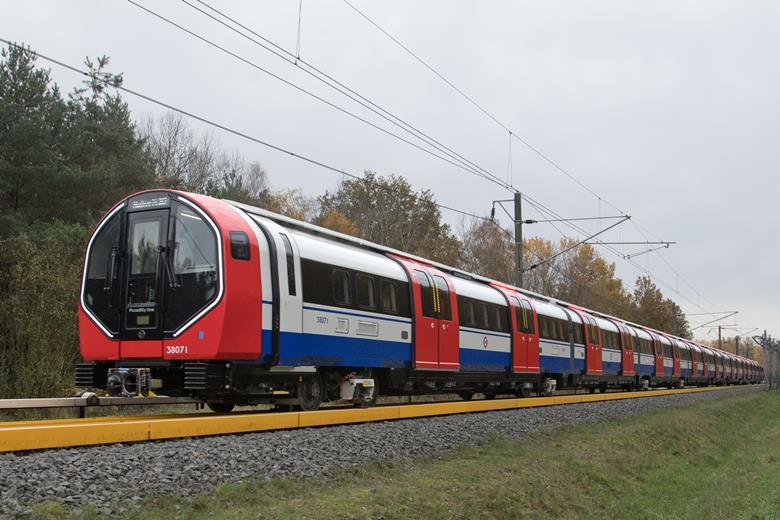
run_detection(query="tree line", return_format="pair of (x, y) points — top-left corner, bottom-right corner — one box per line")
(0, 45), (702, 399)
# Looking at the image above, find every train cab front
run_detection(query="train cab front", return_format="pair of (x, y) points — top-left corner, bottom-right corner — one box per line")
(76, 190), (262, 398)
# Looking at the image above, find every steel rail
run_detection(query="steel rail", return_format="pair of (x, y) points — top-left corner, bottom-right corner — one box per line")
(0, 386), (748, 453)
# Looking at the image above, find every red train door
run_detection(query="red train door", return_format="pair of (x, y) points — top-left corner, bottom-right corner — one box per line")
(670, 338), (681, 377)
(687, 342), (698, 378)
(389, 255), (459, 370)
(570, 309), (602, 375)
(430, 269), (459, 370)
(491, 284), (540, 373)
(617, 324), (635, 376)
(649, 332), (664, 377)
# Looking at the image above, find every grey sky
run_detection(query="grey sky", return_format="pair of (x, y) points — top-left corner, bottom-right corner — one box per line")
(3, 1), (778, 341)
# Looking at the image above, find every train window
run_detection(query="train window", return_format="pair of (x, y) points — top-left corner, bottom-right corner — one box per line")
(230, 231), (251, 261)
(603, 330), (619, 349)
(573, 323), (584, 344)
(637, 338), (653, 355)
(164, 204), (220, 332)
(478, 303), (490, 330)
(539, 316), (550, 340)
(517, 299), (535, 334)
(379, 280), (398, 314)
(279, 234), (296, 296)
(492, 306), (505, 332)
(84, 209), (122, 333)
(458, 296), (476, 328)
(433, 276), (452, 321)
(332, 269), (351, 306)
(356, 274), (375, 310)
(663, 343), (672, 358)
(414, 270), (437, 318)
(587, 319), (600, 345)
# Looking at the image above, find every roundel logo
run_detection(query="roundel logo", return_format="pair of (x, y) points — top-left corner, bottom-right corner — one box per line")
(483, 336), (489, 349)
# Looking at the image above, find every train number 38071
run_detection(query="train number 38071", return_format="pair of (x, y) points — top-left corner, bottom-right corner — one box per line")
(166, 345), (188, 355)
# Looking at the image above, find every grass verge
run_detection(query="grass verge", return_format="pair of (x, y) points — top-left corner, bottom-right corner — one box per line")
(34, 390), (780, 519)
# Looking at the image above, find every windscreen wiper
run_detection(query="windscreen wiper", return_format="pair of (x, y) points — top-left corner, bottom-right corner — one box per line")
(103, 246), (118, 294)
(164, 240), (181, 290)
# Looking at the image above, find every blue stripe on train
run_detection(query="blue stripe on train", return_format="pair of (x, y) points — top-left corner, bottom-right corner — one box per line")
(459, 349), (509, 372)
(239, 331), (674, 376)
(540, 355), (585, 374)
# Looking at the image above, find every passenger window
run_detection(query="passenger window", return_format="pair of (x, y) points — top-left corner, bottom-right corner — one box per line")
(415, 270), (437, 318)
(279, 233), (296, 296)
(492, 306), (504, 332)
(573, 324), (584, 344)
(433, 275), (452, 321)
(522, 300), (535, 334)
(478, 303), (490, 329)
(356, 274), (375, 310)
(466, 300), (476, 327)
(379, 280), (398, 314)
(514, 298), (535, 334)
(332, 269), (351, 306)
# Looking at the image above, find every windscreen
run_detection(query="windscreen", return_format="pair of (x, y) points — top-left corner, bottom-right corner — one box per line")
(163, 204), (219, 332)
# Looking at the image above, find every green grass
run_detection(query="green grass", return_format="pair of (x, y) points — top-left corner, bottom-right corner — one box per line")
(34, 390), (780, 520)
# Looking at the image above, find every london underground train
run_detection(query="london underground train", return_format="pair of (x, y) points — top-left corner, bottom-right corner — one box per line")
(76, 190), (762, 411)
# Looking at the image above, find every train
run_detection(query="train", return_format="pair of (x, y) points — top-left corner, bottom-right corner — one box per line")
(75, 190), (763, 411)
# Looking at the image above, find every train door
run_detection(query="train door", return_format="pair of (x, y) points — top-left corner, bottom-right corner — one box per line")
(617, 324), (635, 376)
(585, 315), (603, 375)
(120, 205), (169, 358)
(492, 285), (540, 373)
(714, 352), (721, 380)
(430, 269), (459, 370)
(570, 309), (602, 375)
(671, 338), (681, 377)
(688, 343), (698, 380)
(390, 255), (459, 370)
(649, 332), (664, 377)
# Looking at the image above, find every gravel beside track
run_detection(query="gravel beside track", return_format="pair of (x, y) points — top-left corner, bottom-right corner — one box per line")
(0, 386), (759, 517)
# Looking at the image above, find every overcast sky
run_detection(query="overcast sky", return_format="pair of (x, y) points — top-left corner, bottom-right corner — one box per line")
(3, 1), (778, 341)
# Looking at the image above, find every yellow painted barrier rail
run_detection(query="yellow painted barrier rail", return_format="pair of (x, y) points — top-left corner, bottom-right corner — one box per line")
(0, 386), (746, 453)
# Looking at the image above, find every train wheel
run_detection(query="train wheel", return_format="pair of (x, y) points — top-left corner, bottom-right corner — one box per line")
(460, 392), (474, 401)
(598, 386), (607, 394)
(298, 373), (324, 411)
(207, 401), (235, 413)
(588, 387), (596, 394)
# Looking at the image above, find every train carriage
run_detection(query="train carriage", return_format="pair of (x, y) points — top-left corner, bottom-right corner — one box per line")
(75, 190), (761, 409)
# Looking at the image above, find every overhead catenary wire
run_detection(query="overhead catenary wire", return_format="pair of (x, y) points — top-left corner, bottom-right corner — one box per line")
(143, 2), (732, 328)
(160, 0), (707, 309)
(523, 216), (630, 273)
(341, 0), (720, 321)
(128, 0), (513, 194)
(180, 0), (516, 193)
(0, 38), (487, 224)
(520, 193), (712, 317)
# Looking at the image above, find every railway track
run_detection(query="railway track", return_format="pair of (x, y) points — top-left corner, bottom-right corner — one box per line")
(0, 385), (742, 453)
